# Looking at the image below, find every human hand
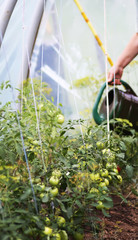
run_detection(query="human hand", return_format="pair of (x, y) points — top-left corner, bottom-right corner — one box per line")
(108, 65), (123, 85)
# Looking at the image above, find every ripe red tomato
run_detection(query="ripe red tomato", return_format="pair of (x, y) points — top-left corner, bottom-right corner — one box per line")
(117, 166), (121, 173)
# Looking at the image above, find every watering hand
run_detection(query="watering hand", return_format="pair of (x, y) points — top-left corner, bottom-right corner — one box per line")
(108, 65), (123, 85)
(108, 78), (121, 85)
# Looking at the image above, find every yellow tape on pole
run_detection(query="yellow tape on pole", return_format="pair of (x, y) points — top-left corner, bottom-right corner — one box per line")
(74, 0), (113, 66)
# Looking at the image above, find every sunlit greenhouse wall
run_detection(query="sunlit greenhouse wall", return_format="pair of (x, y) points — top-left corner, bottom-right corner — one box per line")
(0, 0), (137, 120)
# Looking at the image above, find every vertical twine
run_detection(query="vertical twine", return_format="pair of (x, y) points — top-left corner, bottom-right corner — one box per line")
(104, 0), (110, 140)
(21, 0), (25, 115)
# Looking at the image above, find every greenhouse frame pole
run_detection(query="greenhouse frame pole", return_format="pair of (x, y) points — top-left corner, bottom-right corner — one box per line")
(0, 0), (17, 47)
(21, 0), (45, 82)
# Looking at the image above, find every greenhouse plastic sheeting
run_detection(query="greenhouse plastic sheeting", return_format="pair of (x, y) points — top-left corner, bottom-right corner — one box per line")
(0, 0), (138, 119)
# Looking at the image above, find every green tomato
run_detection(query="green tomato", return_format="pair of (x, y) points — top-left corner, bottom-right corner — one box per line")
(57, 114), (65, 124)
(43, 227), (53, 236)
(37, 183), (46, 191)
(90, 188), (99, 193)
(94, 173), (100, 180)
(116, 175), (122, 183)
(100, 169), (109, 177)
(49, 176), (59, 186)
(50, 188), (59, 197)
(113, 168), (118, 174)
(105, 163), (112, 169)
(52, 233), (61, 240)
(44, 217), (51, 226)
(34, 178), (41, 183)
(99, 182), (106, 188)
(104, 178), (109, 186)
(52, 170), (62, 178)
(108, 175), (112, 181)
(102, 148), (111, 155)
(60, 230), (68, 240)
(73, 232), (84, 240)
(96, 141), (104, 150)
(96, 201), (104, 210)
(57, 216), (66, 228)
(40, 193), (45, 199)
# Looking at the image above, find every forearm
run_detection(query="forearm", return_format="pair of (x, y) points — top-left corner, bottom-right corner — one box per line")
(116, 33), (138, 69)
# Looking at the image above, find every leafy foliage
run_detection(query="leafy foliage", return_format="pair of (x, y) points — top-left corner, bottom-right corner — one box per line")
(0, 80), (137, 239)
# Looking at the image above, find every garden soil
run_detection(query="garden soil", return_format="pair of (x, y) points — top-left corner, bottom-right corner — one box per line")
(83, 192), (138, 240)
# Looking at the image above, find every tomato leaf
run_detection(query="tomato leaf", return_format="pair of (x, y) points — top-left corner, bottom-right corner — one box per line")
(67, 206), (73, 219)
(56, 199), (67, 213)
(131, 187), (138, 196)
(126, 165), (133, 178)
(102, 208), (111, 217)
(20, 188), (32, 200)
(42, 194), (49, 203)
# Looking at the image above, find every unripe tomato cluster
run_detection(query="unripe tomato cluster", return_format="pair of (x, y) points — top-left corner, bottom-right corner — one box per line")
(41, 170), (69, 239)
(93, 165), (122, 210)
(43, 227), (68, 240)
(49, 169), (62, 198)
(87, 143), (123, 211)
(42, 214), (68, 239)
(38, 169), (62, 201)
(43, 215), (67, 239)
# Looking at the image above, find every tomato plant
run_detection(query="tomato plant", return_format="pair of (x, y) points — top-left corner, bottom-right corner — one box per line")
(0, 80), (137, 239)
